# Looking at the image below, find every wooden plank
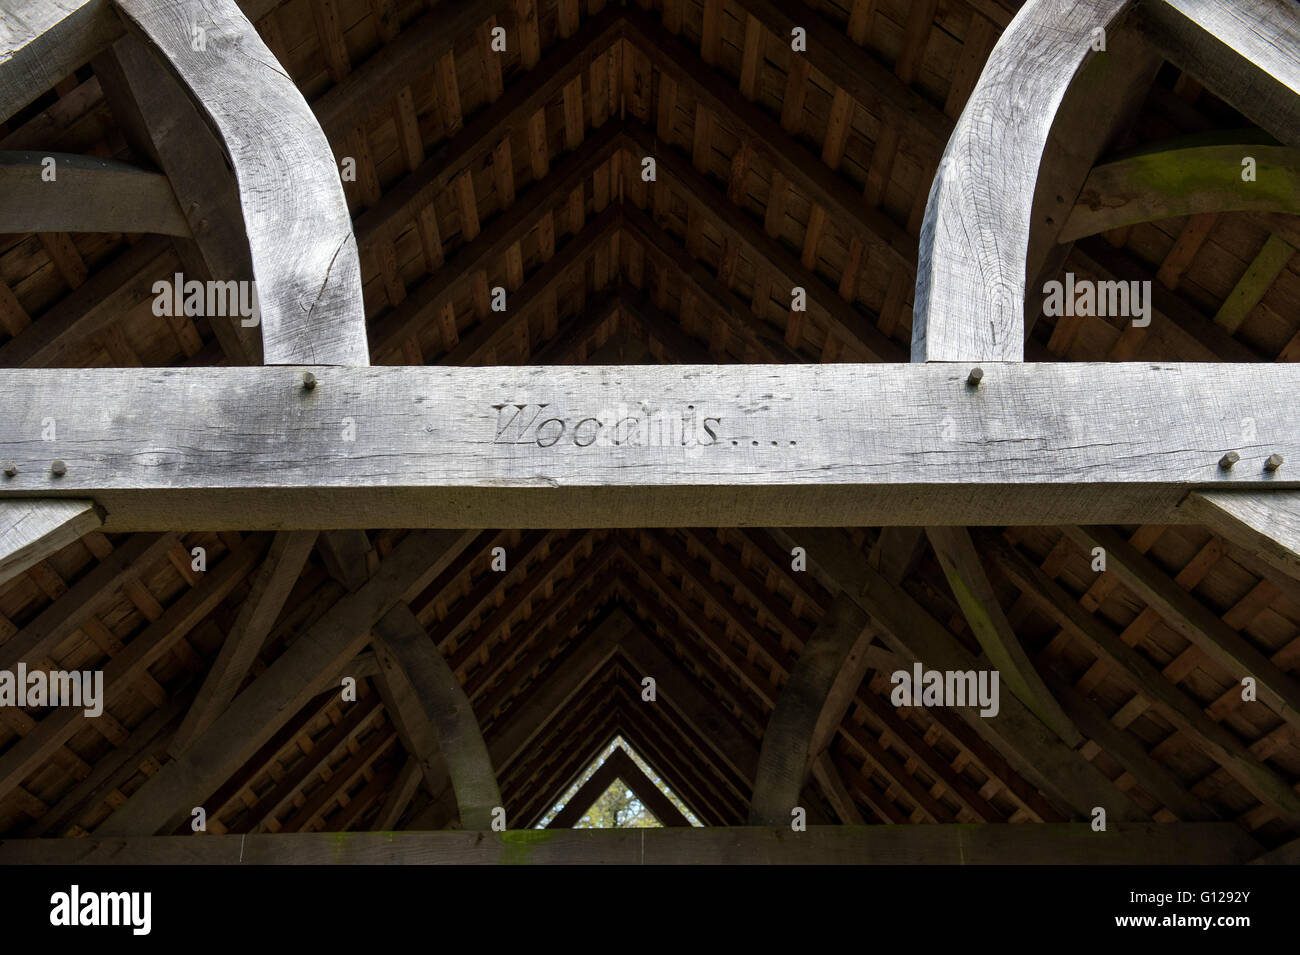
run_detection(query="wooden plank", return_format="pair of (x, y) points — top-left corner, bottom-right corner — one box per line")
(913, 0), (1134, 361)
(784, 528), (1150, 822)
(982, 530), (1300, 821)
(0, 363), (1297, 529)
(168, 531), (319, 755)
(0, 500), (100, 588)
(0, 823), (1260, 864)
(0, 0), (122, 124)
(94, 530), (479, 835)
(0, 534), (265, 803)
(1182, 490), (1300, 582)
(0, 150), (188, 235)
(926, 526), (1082, 745)
(1213, 234), (1295, 334)
(749, 595), (871, 823)
(372, 602), (501, 829)
(1137, 0), (1300, 150)
(115, 0), (368, 365)
(1062, 140), (1300, 241)
(1065, 525), (1300, 736)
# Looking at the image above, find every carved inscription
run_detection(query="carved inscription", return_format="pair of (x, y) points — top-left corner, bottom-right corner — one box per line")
(492, 403), (722, 449)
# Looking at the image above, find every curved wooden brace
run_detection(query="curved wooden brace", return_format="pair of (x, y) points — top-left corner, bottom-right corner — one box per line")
(913, 0), (1134, 362)
(0, 150), (190, 235)
(113, 0), (369, 365)
(1061, 138), (1300, 241)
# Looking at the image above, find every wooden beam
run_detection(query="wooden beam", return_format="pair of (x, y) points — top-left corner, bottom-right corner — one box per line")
(0, 823), (1260, 864)
(750, 594), (872, 823)
(926, 526), (1082, 745)
(545, 740), (625, 828)
(981, 530), (1300, 821)
(548, 747), (690, 827)
(1062, 139), (1300, 241)
(782, 528), (1150, 822)
(0, 151), (188, 235)
(372, 602), (501, 829)
(1137, 0), (1300, 150)
(0, 533), (266, 804)
(0, 500), (101, 588)
(913, 0), (1134, 361)
(1181, 490), (1300, 582)
(114, 0), (369, 365)
(374, 756), (422, 829)
(94, 530), (479, 835)
(0, 0), (123, 124)
(168, 530), (318, 755)
(1064, 525), (1300, 735)
(1, 363), (1297, 529)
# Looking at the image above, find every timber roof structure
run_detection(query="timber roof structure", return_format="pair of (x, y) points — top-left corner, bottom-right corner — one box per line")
(0, 0), (1298, 869)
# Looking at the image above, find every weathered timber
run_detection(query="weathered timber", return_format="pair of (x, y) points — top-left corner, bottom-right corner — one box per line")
(0, 364), (1295, 529)
(0, 151), (188, 235)
(0, 499), (101, 588)
(749, 595), (871, 824)
(114, 0), (369, 365)
(1181, 490), (1300, 582)
(0, 823), (1261, 864)
(0, 0), (122, 124)
(913, 0), (1134, 361)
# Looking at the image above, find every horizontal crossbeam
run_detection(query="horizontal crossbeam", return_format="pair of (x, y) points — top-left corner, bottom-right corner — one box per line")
(0, 363), (1294, 529)
(0, 823), (1261, 864)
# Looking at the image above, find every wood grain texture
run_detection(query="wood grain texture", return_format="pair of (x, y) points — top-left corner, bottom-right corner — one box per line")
(749, 594), (871, 824)
(0, 823), (1261, 864)
(0, 150), (189, 235)
(0, 0), (123, 123)
(114, 0), (369, 365)
(0, 499), (100, 588)
(0, 363), (1295, 529)
(1062, 139), (1300, 241)
(1181, 489), (1300, 582)
(913, 0), (1133, 361)
(372, 602), (501, 829)
(1137, 0), (1300, 150)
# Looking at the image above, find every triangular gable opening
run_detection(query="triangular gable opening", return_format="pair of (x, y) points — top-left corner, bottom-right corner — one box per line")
(535, 735), (702, 828)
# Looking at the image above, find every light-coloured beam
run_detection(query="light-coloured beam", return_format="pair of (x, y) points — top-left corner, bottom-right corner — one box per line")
(0, 499), (101, 588)
(114, 0), (368, 365)
(0, 0), (122, 124)
(1062, 139), (1300, 242)
(1137, 0), (1300, 150)
(1181, 489), (1300, 582)
(372, 602), (501, 829)
(913, 0), (1134, 361)
(0, 823), (1261, 864)
(1, 363), (1296, 529)
(0, 151), (189, 235)
(750, 594), (872, 824)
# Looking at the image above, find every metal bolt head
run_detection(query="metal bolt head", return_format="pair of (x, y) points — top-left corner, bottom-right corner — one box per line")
(967, 367), (984, 387)
(2, 461), (15, 477)
(1219, 451), (1240, 470)
(1265, 453), (1285, 472)
(302, 371), (317, 390)
(50, 460), (66, 476)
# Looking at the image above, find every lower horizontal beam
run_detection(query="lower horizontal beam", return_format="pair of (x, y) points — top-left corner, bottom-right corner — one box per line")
(0, 823), (1260, 865)
(0, 363), (1295, 529)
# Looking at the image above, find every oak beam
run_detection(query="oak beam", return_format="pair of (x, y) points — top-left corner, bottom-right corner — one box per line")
(372, 602), (501, 829)
(1181, 490), (1300, 582)
(0, 499), (101, 588)
(0, 823), (1260, 864)
(749, 594), (872, 824)
(913, 0), (1134, 361)
(0, 0), (122, 124)
(1, 363), (1297, 530)
(114, 0), (369, 365)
